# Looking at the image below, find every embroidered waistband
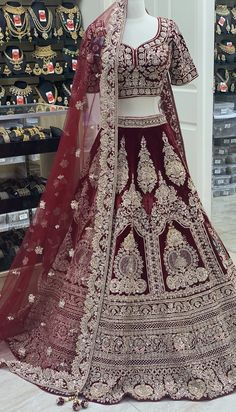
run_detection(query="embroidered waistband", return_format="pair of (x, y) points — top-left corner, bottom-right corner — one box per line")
(118, 114), (167, 128)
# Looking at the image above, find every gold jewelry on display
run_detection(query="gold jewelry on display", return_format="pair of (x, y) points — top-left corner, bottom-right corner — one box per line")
(25, 64), (32, 75)
(62, 47), (79, 57)
(219, 43), (236, 54)
(33, 63), (42, 76)
(232, 7), (236, 20)
(226, 20), (231, 33)
(4, 49), (23, 71)
(3, 65), (12, 76)
(35, 85), (58, 104)
(0, 127), (10, 143)
(0, 28), (4, 45)
(216, 5), (230, 16)
(28, 7), (53, 40)
(10, 84), (33, 97)
(32, 45), (57, 63)
(55, 62), (63, 75)
(0, 86), (5, 99)
(231, 24), (236, 34)
(216, 24), (221, 35)
(62, 83), (71, 96)
(56, 4), (82, 41)
(3, 3), (31, 41)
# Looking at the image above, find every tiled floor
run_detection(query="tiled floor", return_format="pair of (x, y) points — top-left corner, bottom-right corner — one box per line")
(1, 197), (236, 412)
(1, 366), (236, 412)
(212, 194), (236, 254)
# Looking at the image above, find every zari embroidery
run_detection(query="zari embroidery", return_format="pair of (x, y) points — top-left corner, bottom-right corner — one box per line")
(110, 230), (147, 295)
(116, 137), (129, 193)
(164, 224), (209, 291)
(162, 132), (186, 186)
(137, 136), (158, 193)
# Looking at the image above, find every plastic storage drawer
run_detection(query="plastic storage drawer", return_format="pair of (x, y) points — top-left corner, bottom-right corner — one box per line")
(213, 166), (228, 175)
(214, 117), (236, 138)
(213, 175), (232, 186)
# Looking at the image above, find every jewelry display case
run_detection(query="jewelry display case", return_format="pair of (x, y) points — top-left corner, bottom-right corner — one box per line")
(0, 0), (84, 108)
(0, 103), (67, 273)
(214, 0), (236, 197)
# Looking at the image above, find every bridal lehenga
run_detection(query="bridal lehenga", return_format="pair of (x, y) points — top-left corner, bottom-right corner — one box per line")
(1, 0), (236, 407)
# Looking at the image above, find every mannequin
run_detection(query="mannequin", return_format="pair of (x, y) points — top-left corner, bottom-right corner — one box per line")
(118, 0), (163, 117)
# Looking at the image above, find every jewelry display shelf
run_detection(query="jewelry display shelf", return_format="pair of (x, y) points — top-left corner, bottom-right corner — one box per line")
(0, 106), (66, 211)
(0, 0), (83, 107)
(0, 195), (40, 214)
(214, 0), (236, 197)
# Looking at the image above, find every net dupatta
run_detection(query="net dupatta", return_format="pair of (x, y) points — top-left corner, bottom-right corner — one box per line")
(0, 0), (188, 396)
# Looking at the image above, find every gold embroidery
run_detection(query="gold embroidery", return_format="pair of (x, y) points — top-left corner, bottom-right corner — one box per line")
(118, 114), (167, 128)
(137, 136), (158, 193)
(164, 224), (209, 291)
(116, 136), (129, 193)
(110, 230), (147, 295)
(162, 132), (186, 186)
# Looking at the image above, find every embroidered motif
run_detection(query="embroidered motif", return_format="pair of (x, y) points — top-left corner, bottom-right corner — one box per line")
(116, 137), (129, 193)
(137, 136), (158, 193)
(162, 132), (186, 186)
(118, 114), (167, 128)
(88, 148), (100, 188)
(164, 224), (209, 291)
(110, 230), (147, 295)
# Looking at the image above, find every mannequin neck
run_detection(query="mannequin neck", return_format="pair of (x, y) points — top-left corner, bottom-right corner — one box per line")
(126, 0), (147, 20)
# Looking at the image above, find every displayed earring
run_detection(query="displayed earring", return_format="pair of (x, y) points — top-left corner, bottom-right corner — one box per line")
(55, 62), (63, 75)
(42, 64), (49, 75)
(231, 24), (236, 34)
(226, 19), (231, 33)
(25, 64), (33, 75)
(216, 24), (221, 35)
(34, 28), (39, 38)
(221, 54), (226, 63)
(53, 28), (57, 37)
(5, 28), (10, 42)
(33, 63), (42, 76)
(3, 65), (12, 76)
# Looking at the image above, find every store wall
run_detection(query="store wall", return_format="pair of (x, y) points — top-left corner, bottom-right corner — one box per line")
(80, 0), (215, 215)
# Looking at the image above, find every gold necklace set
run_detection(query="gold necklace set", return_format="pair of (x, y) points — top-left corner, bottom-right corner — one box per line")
(216, 5), (230, 16)
(219, 42), (236, 55)
(35, 85), (58, 104)
(32, 45), (63, 76)
(3, 3), (32, 41)
(28, 6), (53, 40)
(4, 48), (24, 71)
(56, 5), (84, 41)
(10, 84), (33, 97)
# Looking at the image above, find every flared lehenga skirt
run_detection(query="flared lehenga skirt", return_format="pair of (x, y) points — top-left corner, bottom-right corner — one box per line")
(3, 114), (236, 403)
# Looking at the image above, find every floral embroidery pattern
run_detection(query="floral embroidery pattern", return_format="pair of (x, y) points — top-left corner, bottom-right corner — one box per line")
(164, 224), (209, 291)
(137, 136), (158, 193)
(110, 230), (147, 295)
(116, 137), (129, 194)
(162, 132), (186, 186)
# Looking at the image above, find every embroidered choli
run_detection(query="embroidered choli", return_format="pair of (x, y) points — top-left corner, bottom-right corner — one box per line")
(118, 18), (198, 98)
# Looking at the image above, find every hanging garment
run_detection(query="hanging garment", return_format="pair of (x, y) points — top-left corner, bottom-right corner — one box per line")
(1, 0), (236, 405)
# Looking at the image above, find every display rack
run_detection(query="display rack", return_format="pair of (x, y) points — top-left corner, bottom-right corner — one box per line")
(214, 0), (236, 197)
(0, 0), (83, 107)
(0, 103), (67, 273)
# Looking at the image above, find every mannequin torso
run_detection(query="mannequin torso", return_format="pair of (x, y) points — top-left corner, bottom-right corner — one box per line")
(118, 0), (163, 117)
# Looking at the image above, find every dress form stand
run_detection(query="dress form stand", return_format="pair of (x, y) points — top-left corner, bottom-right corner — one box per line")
(118, 0), (163, 117)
